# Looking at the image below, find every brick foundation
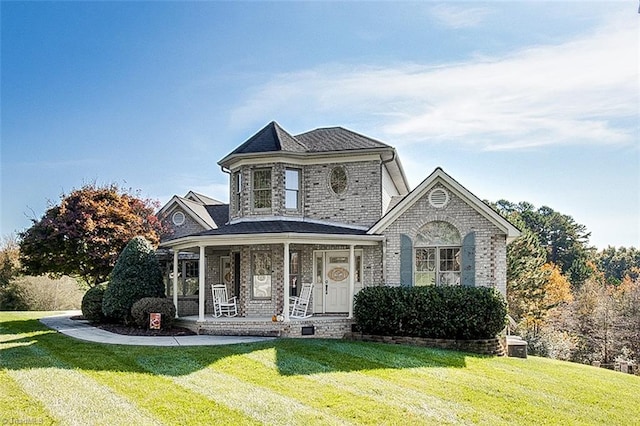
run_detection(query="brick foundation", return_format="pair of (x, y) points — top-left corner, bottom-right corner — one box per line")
(177, 317), (354, 339)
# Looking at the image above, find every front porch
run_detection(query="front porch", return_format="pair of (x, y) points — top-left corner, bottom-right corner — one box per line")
(176, 314), (354, 339)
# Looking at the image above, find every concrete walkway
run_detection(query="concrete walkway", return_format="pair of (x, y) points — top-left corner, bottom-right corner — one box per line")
(39, 312), (276, 347)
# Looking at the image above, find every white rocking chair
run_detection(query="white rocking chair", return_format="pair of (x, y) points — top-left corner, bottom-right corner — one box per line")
(211, 284), (238, 317)
(290, 283), (313, 319)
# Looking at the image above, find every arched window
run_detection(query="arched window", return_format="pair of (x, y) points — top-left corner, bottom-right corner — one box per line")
(414, 221), (461, 286)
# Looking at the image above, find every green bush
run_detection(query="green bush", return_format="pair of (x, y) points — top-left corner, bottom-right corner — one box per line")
(131, 297), (176, 329)
(102, 236), (165, 324)
(354, 285), (507, 340)
(81, 283), (108, 322)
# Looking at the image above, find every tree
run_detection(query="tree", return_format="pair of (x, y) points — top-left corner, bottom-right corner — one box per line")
(595, 246), (640, 285)
(506, 226), (548, 326)
(0, 234), (20, 290)
(0, 235), (22, 310)
(616, 271), (640, 362)
(19, 183), (165, 287)
(102, 236), (165, 323)
(494, 200), (593, 287)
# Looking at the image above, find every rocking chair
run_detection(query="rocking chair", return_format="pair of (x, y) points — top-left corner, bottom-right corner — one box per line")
(289, 282), (313, 319)
(211, 284), (238, 317)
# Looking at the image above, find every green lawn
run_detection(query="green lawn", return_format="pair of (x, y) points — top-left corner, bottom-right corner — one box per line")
(1, 312), (639, 425)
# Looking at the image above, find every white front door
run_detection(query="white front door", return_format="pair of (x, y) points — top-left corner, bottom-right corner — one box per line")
(323, 251), (350, 313)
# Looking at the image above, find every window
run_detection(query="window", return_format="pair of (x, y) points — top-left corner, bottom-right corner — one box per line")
(252, 251), (272, 299)
(329, 166), (347, 195)
(234, 172), (242, 213)
(164, 260), (199, 296)
(285, 168), (300, 210)
(414, 221), (461, 286)
(289, 251), (299, 296)
(252, 169), (272, 209)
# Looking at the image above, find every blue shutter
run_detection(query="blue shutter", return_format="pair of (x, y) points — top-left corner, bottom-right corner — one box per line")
(461, 232), (475, 287)
(400, 234), (413, 286)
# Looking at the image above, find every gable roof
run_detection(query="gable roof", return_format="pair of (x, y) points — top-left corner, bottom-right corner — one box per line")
(157, 194), (228, 231)
(185, 191), (225, 206)
(369, 167), (521, 242)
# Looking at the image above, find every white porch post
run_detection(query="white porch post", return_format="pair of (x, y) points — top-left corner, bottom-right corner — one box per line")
(172, 250), (179, 318)
(198, 245), (206, 321)
(283, 242), (290, 322)
(349, 244), (355, 319)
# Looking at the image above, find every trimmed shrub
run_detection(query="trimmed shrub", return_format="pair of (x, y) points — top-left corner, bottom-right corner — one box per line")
(102, 236), (165, 324)
(81, 283), (108, 322)
(131, 297), (176, 329)
(354, 285), (507, 340)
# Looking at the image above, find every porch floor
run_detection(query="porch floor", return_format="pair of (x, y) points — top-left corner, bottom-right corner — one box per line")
(176, 314), (354, 339)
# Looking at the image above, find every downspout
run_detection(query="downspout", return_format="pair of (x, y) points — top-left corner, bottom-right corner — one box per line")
(379, 150), (396, 287)
(380, 149), (396, 217)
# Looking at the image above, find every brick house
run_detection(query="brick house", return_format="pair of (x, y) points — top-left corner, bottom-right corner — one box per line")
(158, 121), (520, 330)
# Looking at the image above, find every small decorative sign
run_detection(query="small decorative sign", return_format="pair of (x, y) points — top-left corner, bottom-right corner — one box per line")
(149, 313), (161, 330)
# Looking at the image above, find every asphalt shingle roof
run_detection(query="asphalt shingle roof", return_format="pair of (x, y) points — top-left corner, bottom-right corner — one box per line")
(223, 122), (392, 159)
(193, 220), (367, 237)
(205, 204), (230, 227)
(227, 121), (306, 156)
(294, 127), (391, 152)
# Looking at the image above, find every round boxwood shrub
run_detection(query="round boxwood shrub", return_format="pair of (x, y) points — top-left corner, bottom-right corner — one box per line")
(81, 282), (109, 323)
(102, 236), (165, 324)
(131, 297), (176, 329)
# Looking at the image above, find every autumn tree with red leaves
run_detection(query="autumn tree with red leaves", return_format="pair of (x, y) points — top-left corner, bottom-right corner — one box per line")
(19, 184), (166, 287)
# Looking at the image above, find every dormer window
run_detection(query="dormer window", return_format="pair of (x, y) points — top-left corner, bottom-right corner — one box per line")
(252, 169), (272, 210)
(285, 168), (300, 210)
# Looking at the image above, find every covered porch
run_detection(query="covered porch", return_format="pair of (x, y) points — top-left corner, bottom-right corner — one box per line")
(159, 229), (382, 334)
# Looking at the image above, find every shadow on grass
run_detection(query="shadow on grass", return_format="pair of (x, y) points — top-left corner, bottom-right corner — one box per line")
(0, 316), (480, 379)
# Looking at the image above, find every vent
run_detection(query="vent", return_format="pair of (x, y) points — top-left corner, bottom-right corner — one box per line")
(172, 211), (185, 226)
(428, 188), (449, 208)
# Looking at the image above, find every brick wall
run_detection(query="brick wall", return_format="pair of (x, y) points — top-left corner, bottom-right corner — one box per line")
(345, 332), (505, 356)
(162, 206), (206, 240)
(229, 160), (384, 228)
(382, 183), (508, 294)
(303, 160), (382, 227)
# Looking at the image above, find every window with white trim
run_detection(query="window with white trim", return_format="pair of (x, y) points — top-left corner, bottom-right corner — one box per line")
(252, 169), (272, 210)
(234, 171), (242, 213)
(285, 168), (300, 210)
(414, 221), (461, 286)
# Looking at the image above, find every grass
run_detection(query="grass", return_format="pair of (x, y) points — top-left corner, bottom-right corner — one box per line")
(1, 312), (639, 425)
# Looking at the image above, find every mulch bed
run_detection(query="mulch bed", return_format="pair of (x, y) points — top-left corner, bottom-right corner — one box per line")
(70, 315), (197, 336)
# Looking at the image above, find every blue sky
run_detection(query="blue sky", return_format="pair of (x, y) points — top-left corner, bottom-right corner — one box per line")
(1, 1), (638, 249)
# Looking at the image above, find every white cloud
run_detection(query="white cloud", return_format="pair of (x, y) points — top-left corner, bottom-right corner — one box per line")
(429, 4), (492, 29)
(230, 12), (638, 151)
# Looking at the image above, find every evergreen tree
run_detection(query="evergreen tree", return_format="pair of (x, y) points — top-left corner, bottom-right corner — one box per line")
(102, 236), (165, 323)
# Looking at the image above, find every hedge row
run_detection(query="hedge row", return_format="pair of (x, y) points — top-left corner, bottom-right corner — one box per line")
(353, 286), (507, 340)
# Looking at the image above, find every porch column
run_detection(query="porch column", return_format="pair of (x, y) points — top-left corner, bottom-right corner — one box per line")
(349, 244), (355, 319)
(198, 245), (206, 321)
(172, 250), (179, 318)
(283, 242), (290, 322)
